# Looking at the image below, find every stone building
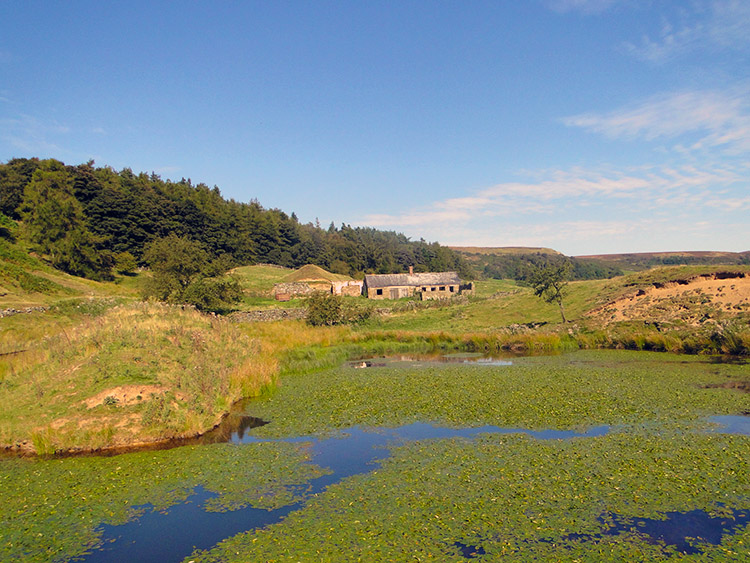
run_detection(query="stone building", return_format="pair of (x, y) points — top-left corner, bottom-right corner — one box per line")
(363, 268), (471, 300)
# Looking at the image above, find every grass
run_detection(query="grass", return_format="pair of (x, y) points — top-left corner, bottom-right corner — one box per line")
(230, 264), (293, 296)
(0, 302), (278, 452)
(3, 262), (750, 454)
(230, 264), (307, 309)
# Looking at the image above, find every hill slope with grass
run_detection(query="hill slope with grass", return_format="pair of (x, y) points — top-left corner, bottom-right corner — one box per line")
(0, 218), (141, 311)
(3, 214), (750, 454)
(450, 246), (562, 256)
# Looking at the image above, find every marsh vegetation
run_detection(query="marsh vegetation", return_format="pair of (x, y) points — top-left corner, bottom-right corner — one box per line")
(2, 351), (750, 561)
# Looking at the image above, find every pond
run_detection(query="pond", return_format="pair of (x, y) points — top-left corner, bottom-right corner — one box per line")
(2, 350), (750, 562)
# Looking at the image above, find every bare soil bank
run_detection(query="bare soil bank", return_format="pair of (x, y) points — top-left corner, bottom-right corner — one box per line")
(595, 272), (750, 324)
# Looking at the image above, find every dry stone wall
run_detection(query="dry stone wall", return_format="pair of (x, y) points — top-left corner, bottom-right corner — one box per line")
(0, 306), (49, 318)
(230, 309), (307, 322)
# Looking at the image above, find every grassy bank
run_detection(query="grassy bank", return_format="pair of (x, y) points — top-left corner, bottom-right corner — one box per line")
(1, 302), (277, 454)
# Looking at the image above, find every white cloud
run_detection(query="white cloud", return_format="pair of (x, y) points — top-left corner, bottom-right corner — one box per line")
(562, 87), (750, 153)
(625, 0), (750, 63)
(705, 195), (750, 211)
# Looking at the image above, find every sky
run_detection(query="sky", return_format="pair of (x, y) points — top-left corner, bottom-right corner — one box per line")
(1, 0), (748, 256)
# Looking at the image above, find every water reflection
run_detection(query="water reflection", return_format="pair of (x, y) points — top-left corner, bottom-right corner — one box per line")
(348, 353), (513, 369)
(563, 507), (750, 555)
(709, 415), (750, 435)
(80, 422), (609, 562)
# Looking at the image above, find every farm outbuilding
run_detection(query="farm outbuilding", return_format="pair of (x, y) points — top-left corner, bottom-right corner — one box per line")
(273, 264), (361, 300)
(363, 270), (471, 300)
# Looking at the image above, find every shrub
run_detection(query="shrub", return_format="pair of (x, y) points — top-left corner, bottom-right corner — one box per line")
(114, 251), (138, 275)
(182, 275), (243, 313)
(306, 292), (343, 326)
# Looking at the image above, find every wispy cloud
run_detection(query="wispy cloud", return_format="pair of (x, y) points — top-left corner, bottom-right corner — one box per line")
(562, 87), (750, 153)
(0, 114), (71, 156)
(362, 162), (745, 236)
(625, 0), (750, 63)
(152, 165), (181, 176)
(548, 0), (625, 15)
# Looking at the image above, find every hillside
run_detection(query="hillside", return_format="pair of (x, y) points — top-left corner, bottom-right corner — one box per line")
(0, 222), (140, 311)
(576, 250), (750, 271)
(593, 270), (750, 325)
(0, 157), (471, 281)
(450, 245), (622, 282)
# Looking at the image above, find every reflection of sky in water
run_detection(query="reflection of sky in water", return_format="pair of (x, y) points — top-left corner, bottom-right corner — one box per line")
(81, 411), (750, 561)
(563, 507), (750, 556)
(709, 415), (750, 435)
(348, 353), (513, 369)
(81, 422), (608, 562)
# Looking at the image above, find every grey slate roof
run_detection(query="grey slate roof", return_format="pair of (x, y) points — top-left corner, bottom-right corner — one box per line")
(363, 272), (461, 289)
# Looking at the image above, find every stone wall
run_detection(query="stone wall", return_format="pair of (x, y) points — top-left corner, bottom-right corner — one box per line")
(273, 282), (319, 298)
(230, 308), (307, 322)
(332, 280), (364, 296)
(0, 306), (50, 318)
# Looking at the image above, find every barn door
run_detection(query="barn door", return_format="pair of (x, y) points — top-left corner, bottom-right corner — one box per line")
(390, 288), (399, 299)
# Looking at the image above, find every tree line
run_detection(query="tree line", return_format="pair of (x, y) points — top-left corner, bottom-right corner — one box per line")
(0, 158), (472, 282)
(474, 252), (623, 282)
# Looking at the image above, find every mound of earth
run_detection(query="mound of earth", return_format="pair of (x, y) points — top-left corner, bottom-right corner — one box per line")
(281, 264), (352, 283)
(84, 385), (185, 408)
(594, 272), (750, 324)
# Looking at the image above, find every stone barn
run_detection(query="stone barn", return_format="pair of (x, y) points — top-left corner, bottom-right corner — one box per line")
(363, 270), (470, 300)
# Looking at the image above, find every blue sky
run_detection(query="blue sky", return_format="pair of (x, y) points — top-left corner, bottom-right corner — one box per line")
(1, 0), (748, 255)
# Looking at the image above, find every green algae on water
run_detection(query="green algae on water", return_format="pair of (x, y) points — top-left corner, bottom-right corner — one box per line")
(0, 441), (329, 562)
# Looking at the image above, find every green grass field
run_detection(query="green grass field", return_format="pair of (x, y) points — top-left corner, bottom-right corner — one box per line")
(3, 231), (750, 454)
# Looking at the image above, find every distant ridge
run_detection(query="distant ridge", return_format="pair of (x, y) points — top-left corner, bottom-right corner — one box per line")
(573, 250), (750, 271)
(450, 246), (562, 256)
(576, 250), (750, 260)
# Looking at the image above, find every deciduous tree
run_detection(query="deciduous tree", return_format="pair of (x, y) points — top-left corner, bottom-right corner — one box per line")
(528, 262), (572, 323)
